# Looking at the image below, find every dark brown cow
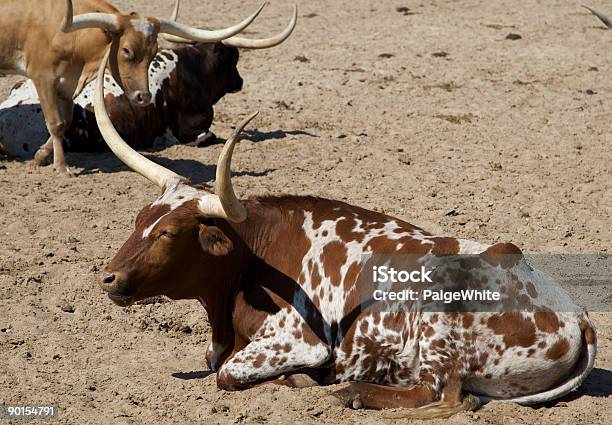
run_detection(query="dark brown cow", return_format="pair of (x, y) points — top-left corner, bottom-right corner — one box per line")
(92, 52), (597, 418)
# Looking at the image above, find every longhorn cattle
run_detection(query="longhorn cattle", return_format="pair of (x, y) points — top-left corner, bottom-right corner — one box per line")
(0, 7), (297, 157)
(0, 0), (265, 175)
(92, 52), (596, 418)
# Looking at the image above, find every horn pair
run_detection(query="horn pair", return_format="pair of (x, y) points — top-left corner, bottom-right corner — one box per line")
(93, 49), (253, 223)
(62, 0), (267, 43)
(162, 2), (298, 49)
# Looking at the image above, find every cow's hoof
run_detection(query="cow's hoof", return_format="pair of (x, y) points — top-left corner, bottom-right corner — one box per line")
(351, 396), (364, 410)
(54, 164), (75, 177)
(461, 394), (480, 411)
(189, 131), (217, 147)
(284, 374), (318, 388)
(33, 149), (52, 166)
(334, 387), (365, 409)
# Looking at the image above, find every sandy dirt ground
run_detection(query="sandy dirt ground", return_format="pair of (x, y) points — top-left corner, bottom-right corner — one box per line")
(0, 0), (611, 423)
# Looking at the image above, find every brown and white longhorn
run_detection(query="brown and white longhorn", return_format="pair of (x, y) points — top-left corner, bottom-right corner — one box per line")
(92, 51), (596, 418)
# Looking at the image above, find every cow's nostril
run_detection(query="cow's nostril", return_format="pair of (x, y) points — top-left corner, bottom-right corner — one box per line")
(102, 272), (116, 284)
(134, 91), (151, 105)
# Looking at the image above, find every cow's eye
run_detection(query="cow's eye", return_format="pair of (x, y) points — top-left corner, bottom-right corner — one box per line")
(158, 230), (176, 240)
(122, 47), (133, 59)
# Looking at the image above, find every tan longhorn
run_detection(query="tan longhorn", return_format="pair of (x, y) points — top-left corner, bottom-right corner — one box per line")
(0, 0), (265, 175)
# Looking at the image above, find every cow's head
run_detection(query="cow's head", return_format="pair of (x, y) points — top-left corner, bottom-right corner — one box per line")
(204, 44), (244, 101)
(181, 2), (299, 103)
(164, 4), (298, 143)
(61, 0), (265, 106)
(106, 14), (160, 106)
(100, 185), (242, 306)
(93, 48), (254, 306)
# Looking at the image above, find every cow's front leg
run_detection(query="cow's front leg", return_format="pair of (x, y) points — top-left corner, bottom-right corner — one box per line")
(32, 78), (74, 176)
(216, 333), (331, 391)
(205, 340), (234, 372)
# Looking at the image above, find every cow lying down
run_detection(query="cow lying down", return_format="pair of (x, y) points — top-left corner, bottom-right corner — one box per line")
(0, 6), (296, 158)
(92, 53), (596, 418)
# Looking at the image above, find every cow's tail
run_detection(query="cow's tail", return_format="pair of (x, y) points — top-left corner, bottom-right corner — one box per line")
(479, 315), (597, 406)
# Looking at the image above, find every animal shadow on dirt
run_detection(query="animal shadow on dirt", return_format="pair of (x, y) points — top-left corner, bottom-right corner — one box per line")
(241, 129), (319, 143)
(170, 129), (320, 147)
(70, 152), (275, 185)
(565, 368), (612, 399)
(531, 367), (612, 408)
(171, 371), (215, 381)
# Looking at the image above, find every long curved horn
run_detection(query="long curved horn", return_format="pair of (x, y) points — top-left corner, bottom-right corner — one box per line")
(222, 4), (297, 49)
(170, 0), (180, 22)
(162, 4), (297, 47)
(158, 3), (266, 43)
(93, 49), (180, 189)
(62, 0), (119, 32)
(197, 112), (259, 223)
(583, 5), (612, 28)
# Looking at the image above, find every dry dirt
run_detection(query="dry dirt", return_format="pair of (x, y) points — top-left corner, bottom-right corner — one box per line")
(0, 0), (611, 424)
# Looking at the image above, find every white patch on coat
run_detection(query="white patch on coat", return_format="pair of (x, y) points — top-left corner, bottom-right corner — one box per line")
(74, 73), (124, 106)
(457, 239), (490, 254)
(298, 212), (417, 329)
(152, 180), (199, 210)
(142, 181), (201, 238)
(130, 19), (156, 38)
(142, 214), (167, 238)
(0, 80), (39, 107)
(0, 81), (47, 158)
(148, 51), (178, 96)
(218, 307), (331, 385)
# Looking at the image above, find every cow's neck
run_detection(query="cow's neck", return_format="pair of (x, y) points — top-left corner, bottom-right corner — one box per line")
(70, 1), (120, 90)
(209, 199), (313, 343)
(230, 198), (311, 280)
(198, 280), (239, 367)
(71, 31), (113, 95)
(195, 240), (250, 366)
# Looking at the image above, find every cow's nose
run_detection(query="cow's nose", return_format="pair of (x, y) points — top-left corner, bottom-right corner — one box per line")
(102, 272), (116, 285)
(233, 78), (243, 93)
(131, 91), (151, 106)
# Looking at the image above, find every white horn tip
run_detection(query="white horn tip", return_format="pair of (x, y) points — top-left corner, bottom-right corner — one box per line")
(226, 111), (259, 145)
(241, 111), (260, 130)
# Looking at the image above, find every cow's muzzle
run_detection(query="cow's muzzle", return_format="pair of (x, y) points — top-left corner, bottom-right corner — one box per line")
(231, 77), (244, 93)
(99, 270), (135, 306)
(128, 91), (152, 107)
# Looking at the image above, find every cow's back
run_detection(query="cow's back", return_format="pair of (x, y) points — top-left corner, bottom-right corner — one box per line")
(246, 196), (588, 391)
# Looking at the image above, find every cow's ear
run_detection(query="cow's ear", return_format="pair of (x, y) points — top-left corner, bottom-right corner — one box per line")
(198, 224), (233, 256)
